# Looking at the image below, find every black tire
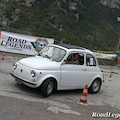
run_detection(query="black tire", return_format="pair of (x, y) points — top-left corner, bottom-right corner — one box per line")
(41, 79), (54, 97)
(89, 79), (101, 94)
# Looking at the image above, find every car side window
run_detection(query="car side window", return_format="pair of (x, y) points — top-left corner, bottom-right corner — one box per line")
(65, 53), (84, 65)
(86, 54), (96, 66)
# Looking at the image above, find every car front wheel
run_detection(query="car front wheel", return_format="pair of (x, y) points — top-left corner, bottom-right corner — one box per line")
(41, 79), (54, 97)
(89, 79), (101, 93)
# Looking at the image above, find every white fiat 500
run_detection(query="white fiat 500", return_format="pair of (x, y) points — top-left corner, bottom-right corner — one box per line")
(10, 44), (103, 97)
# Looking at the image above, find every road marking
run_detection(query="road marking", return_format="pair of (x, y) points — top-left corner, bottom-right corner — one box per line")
(0, 90), (80, 115)
(47, 106), (80, 115)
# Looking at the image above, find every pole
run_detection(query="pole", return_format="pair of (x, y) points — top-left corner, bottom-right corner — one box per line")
(117, 17), (120, 51)
(117, 36), (120, 52)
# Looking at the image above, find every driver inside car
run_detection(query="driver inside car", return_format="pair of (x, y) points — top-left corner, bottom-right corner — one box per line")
(66, 53), (79, 64)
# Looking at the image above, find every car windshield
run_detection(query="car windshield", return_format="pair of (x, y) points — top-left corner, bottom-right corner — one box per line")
(39, 46), (66, 62)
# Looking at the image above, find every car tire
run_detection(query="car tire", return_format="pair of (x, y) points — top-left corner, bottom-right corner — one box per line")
(89, 78), (101, 94)
(41, 79), (54, 97)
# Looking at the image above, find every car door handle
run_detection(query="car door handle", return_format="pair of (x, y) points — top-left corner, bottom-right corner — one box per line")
(82, 68), (87, 71)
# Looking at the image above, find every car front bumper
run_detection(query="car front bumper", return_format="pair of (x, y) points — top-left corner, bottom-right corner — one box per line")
(10, 72), (37, 86)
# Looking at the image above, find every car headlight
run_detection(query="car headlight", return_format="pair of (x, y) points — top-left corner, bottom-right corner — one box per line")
(31, 70), (36, 77)
(13, 63), (17, 69)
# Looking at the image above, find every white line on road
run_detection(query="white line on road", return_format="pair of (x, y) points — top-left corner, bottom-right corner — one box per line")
(47, 106), (80, 115)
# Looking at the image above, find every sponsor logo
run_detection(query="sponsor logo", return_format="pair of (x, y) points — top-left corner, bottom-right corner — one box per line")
(31, 38), (48, 52)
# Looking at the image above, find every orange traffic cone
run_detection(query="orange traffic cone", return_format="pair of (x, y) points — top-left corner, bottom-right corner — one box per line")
(2, 51), (5, 60)
(77, 84), (88, 106)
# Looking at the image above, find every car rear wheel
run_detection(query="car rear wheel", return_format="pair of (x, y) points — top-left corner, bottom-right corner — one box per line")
(41, 79), (54, 97)
(89, 79), (101, 93)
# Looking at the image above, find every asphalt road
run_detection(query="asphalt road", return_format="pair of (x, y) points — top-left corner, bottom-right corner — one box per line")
(0, 52), (120, 120)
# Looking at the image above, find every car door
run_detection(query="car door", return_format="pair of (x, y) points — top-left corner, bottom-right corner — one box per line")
(85, 54), (99, 83)
(60, 52), (86, 88)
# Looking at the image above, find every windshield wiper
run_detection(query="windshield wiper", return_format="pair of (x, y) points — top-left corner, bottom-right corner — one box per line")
(38, 53), (42, 56)
(37, 53), (43, 57)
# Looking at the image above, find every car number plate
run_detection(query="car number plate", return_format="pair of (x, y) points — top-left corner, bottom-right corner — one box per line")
(15, 78), (22, 85)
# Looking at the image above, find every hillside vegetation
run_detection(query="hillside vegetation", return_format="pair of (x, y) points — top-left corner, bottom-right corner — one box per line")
(0, 0), (120, 51)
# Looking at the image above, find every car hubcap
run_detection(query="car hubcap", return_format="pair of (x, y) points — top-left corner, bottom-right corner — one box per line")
(92, 80), (100, 92)
(47, 81), (54, 95)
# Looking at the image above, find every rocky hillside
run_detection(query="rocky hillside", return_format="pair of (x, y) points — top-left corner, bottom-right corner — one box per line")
(100, 0), (120, 9)
(0, 0), (120, 51)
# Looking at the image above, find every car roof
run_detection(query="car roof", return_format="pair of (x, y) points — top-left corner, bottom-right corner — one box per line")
(58, 44), (85, 50)
(48, 44), (94, 55)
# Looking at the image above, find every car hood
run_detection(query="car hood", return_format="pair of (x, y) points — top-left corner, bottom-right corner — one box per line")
(18, 56), (60, 70)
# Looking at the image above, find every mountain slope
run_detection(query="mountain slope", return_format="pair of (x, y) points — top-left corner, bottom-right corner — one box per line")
(100, 0), (120, 9)
(0, 0), (120, 51)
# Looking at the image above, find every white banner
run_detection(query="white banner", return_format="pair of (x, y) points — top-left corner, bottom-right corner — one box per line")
(94, 52), (117, 60)
(0, 31), (54, 55)
(117, 17), (120, 21)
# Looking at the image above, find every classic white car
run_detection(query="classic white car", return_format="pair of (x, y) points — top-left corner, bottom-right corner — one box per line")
(10, 44), (103, 97)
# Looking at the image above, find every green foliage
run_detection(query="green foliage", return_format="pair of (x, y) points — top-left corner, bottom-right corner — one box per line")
(97, 58), (117, 66)
(0, 0), (120, 51)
